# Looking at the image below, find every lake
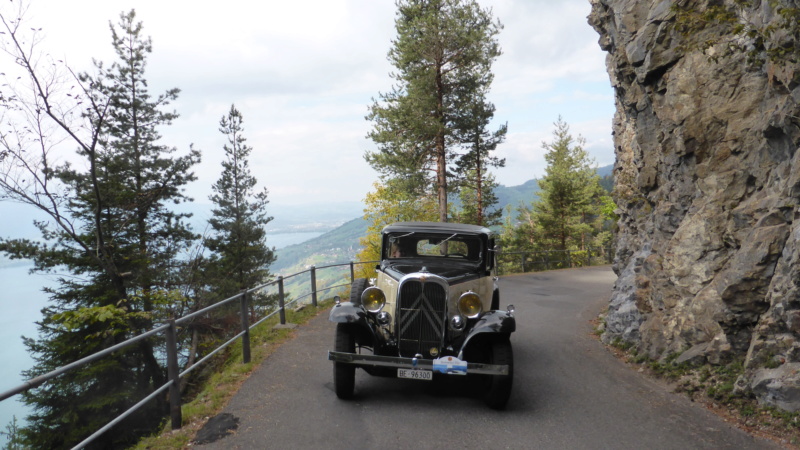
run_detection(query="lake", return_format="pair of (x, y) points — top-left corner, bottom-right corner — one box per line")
(0, 231), (321, 443)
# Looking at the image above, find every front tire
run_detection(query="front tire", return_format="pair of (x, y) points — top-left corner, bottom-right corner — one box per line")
(484, 339), (513, 410)
(333, 323), (356, 399)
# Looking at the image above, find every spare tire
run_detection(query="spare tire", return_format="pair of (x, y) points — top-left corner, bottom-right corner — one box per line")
(350, 278), (369, 305)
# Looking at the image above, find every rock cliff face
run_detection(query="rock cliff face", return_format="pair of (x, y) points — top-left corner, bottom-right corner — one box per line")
(588, 0), (800, 410)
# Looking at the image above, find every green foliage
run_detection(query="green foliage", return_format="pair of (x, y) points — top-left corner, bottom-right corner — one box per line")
(600, 195), (619, 222)
(599, 173), (614, 193)
(500, 117), (612, 259)
(0, 8), (200, 448)
(455, 169), (503, 227)
(365, 0), (504, 222)
(453, 94), (507, 227)
(355, 181), (438, 279)
(648, 353), (694, 381)
(1, 416), (24, 450)
(534, 117), (605, 251)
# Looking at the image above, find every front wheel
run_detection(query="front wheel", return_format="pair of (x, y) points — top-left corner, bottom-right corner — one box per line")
(333, 323), (356, 399)
(484, 339), (513, 410)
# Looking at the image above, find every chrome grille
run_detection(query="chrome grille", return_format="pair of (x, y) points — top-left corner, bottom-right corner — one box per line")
(397, 278), (447, 358)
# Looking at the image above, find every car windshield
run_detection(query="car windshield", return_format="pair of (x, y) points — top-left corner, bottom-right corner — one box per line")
(386, 233), (482, 262)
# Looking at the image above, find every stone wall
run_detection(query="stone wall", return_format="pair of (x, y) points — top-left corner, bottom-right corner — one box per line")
(588, 0), (800, 410)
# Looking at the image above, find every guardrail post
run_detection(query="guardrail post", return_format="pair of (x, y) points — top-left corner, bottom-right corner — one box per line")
(165, 320), (182, 430)
(520, 253), (526, 273)
(278, 276), (286, 325)
(310, 265), (318, 307)
(350, 261), (355, 283)
(240, 291), (251, 364)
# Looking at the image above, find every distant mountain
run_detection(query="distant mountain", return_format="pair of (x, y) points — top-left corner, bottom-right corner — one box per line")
(495, 179), (540, 211)
(493, 163), (613, 213)
(597, 163), (614, 177)
(271, 163), (616, 276)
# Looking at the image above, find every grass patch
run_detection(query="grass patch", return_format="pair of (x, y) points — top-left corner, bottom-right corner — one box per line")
(132, 298), (336, 449)
(648, 353), (694, 381)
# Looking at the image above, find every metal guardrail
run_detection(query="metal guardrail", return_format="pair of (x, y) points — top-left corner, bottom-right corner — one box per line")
(0, 260), (378, 449)
(0, 247), (613, 448)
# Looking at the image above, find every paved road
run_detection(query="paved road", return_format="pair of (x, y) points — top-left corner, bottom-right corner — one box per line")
(200, 266), (779, 449)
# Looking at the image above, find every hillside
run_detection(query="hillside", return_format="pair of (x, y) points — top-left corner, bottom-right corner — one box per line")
(270, 164), (613, 277)
(495, 179), (540, 210)
(272, 217), (368, 273)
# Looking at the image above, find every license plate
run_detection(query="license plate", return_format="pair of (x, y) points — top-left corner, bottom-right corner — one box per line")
(397, 368), (432, 381)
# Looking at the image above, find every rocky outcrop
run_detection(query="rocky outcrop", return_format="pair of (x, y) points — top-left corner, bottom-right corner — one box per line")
(589, 0), (800, 410)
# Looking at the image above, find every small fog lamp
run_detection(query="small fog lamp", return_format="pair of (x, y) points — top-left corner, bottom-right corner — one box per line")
(450, 315), (465, 331)
(377, 311), (392, 326)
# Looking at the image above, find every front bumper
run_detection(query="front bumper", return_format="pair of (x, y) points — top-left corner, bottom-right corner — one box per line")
(328, 351), (509, 375)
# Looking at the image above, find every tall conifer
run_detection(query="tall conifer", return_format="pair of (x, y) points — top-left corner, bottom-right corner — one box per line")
(533, 117), (604, 251)
(454, 97), (506, 226)
(366, 0), (503, 222)
(205, 105), (275, 303)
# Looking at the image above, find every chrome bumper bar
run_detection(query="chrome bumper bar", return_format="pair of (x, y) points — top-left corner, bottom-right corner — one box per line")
(328, 351), (509, 376)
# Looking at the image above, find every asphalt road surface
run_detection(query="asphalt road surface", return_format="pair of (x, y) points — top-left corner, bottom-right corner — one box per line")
(199, 266), (780, 449)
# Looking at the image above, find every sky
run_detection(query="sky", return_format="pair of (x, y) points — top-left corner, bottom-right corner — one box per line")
(2, 0), (615, 209)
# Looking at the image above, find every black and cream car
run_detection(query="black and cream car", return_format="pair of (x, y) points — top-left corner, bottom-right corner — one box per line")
(328, 222), (515, 409)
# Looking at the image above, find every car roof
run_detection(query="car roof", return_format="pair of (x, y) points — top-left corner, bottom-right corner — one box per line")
(381, 221), (493, 237)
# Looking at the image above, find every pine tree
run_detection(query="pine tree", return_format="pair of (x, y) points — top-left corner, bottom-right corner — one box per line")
(454, 97), (506, 226)
(366, 0), (503, 222)
(455, 169), (502, 227)
(205, 105), (275, 305)
(0, 8), (199, 448)
(533, 117), (604, 252)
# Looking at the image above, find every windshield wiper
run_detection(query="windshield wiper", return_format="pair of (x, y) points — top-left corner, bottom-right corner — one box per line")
(433, 233), (459, 250)
(390, 232), (415, 241)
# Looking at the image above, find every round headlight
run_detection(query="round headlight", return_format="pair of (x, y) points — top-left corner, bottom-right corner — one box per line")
(361, 287), (386, 313)
(458, 292), (483, 318)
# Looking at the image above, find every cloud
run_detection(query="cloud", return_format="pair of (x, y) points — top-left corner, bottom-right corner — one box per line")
(4, 0), (615, 207)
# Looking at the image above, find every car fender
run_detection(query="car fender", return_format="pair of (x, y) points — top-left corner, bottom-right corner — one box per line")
(329, 301), (369, 324)
(329, 302), (383, 346)
(458, 310), (516, 359)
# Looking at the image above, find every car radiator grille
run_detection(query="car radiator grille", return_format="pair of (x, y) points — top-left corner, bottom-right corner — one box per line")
(397, 280), (447, 358)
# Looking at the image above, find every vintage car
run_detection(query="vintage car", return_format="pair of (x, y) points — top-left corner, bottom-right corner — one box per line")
(328, 221), (515, 409)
